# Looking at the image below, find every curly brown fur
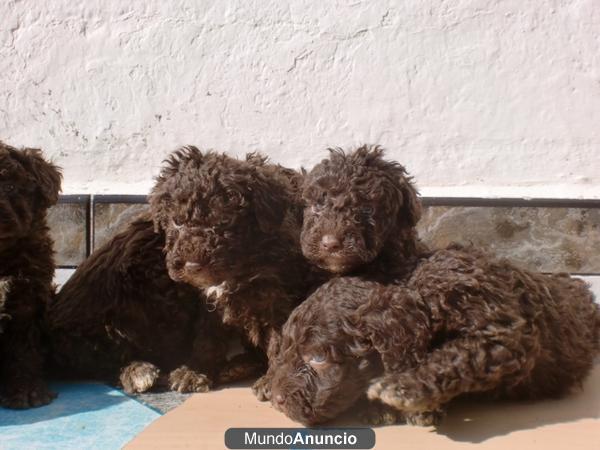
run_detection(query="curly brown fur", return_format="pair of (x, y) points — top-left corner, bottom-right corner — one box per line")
(301, 145), (425, 279)
(47, 215), (257, 394)
(270, 245), (600, 425)
(0, 141), (61, 408)
(148, 147), (323, 399)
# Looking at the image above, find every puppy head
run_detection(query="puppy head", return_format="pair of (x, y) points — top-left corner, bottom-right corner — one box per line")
(301, 145), (421, 274)
(148, 147), (291, 287)
(0, 142), (62, 241)
(269, 278), (383, 425)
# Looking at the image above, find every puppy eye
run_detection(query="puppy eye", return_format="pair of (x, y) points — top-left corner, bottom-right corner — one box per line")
(2, 184), (15, 193)
(309, 355), (327, 365)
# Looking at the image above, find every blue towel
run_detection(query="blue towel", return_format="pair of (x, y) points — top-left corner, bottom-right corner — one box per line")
(0, 383), (160, 450)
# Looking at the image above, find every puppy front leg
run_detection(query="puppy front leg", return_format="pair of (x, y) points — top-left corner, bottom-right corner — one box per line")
(0, 322), (56, 408)
(359, 400), (444, 427)
(119, 361), (161, 394)
(368, 325), (538, 417)
(168, 312), (230, 393)
(0, 279), (56, 408)
(252, 330), (281, 401)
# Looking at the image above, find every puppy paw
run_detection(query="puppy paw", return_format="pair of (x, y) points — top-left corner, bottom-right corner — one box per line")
(359, 402), (402, 426)
(169, 366), (212, 393)
(1, 381), (57, 409)
(404, 410), (445, 427)
(120, 361), (161, 394)
(368, 375), (436, 412)
(252, 375), (272, 402)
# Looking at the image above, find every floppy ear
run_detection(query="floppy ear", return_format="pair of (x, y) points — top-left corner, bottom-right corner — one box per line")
(21, 148), (62, 208)
(148, 188), (171, 233)
(354, 286), (430, 371)
(148, 167), (175, 232)
(251, 172), (288, 233)
(148, 146), (204, 232)
(243, 153), (293, 233)
(396, 174), (422, 228)
(359, 145), (422, 228)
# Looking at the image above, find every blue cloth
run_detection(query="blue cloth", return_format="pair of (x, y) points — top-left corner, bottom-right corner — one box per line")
(0, 383), (160, 450)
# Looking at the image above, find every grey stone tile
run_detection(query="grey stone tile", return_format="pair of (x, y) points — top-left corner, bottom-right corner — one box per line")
(417, 206), (600, 273)
(48, 203), (88, 266)
(93, 203), (150, 250)
(131, 391), (191, 414)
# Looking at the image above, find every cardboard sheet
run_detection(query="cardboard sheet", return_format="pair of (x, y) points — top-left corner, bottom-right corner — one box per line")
(128, 365), (600, 449)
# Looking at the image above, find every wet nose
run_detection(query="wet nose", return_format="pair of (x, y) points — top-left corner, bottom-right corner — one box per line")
(320, 234), (342, 252)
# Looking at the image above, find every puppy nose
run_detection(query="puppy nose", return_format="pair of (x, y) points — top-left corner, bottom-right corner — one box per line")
(320, 234), (342, 252)
(274, 394), (285, 405)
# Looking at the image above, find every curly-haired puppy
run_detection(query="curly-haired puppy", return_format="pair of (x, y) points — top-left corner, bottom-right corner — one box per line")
(0, 141), (61, 408)
(149, 147), (320, 398)
(47, 215), (258, 394)
(270, 245), (600, 426)
(301, 145), (424, 279)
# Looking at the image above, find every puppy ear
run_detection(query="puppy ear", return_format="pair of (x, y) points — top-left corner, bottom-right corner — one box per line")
(148, 146), (204, 232)
(396, 174), (422, 227)
(148, 171), (172, 232)
(148, 190), (171, 232)
(21, 148), (62, 207)
(357, 145), (422, 228)
(354, 286), (430, 370)
(244, 154), (294, 233)
(252, 173), (288, 233)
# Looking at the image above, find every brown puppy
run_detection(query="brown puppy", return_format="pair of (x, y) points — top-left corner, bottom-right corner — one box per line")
(301, 145), (424, 279)
(270, 245), (600, 426)
(47, 215), (258, 394)
(0, 141), (61, 408)
(149, 147), (320, 398)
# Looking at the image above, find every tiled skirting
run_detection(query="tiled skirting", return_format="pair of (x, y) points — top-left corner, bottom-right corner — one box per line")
(49, 196), (600, 274)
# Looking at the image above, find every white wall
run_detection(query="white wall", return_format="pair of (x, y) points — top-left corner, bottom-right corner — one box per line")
(1, 0), (599, 197)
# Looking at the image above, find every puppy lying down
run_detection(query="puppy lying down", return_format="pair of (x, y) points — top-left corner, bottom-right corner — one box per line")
(269, 245), (600, 426)
(47, 216), (250, 394)
(149, 147), (323, 399)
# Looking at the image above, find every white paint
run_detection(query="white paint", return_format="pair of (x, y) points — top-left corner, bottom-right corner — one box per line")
(1, 0), (599, 198)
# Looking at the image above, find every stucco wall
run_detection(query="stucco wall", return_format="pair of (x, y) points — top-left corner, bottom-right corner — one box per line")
(1, 0), (599, 197)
